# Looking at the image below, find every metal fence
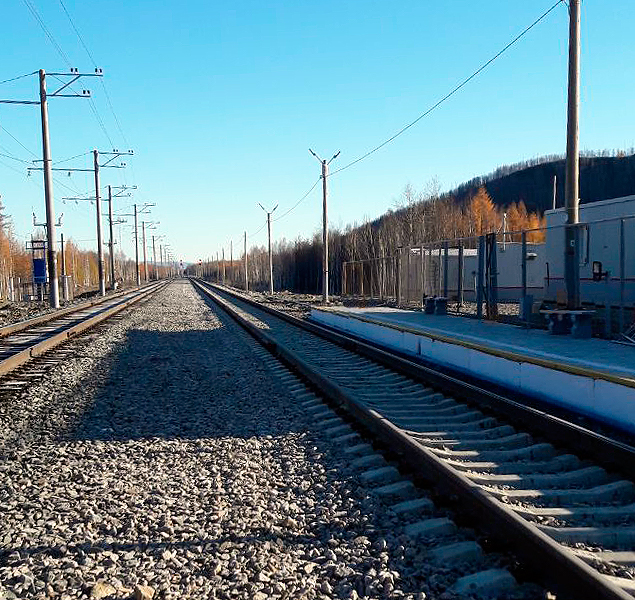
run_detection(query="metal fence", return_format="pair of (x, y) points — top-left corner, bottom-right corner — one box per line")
(342, 212), (635, 337)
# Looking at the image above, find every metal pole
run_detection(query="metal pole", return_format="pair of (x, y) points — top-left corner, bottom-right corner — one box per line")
(443, 241), (449, 298)
(93, 150), (106, 296)
(222, 248), (226, 284)
(39, 70), (60, 309)
(267, 212), (273, 294)
(60, 232), (68, 301)
(620, 219), (625, 333)
(322, 159), (329, 303)
(108, 185), (116, 290)
(457, 240), (464, 309)
(142, 222), (148, 283)
(552, 175), (557, 210)
(419, 245), (424, 308)
(152, 235), (157, 280)
(477, 235), (485, 320)
(134, 204), (140, 286)
(396, 249), (401, 306)
(230, 240), (233, 285)
(244, 231), (248, 291)
(342, 261), (347, 296)
(521, 230), (528, 305)
(564, 0), (581, 309)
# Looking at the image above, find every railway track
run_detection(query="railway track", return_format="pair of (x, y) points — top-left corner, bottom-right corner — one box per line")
(0, 281), (167, 382)
(193, 278), (635, 600)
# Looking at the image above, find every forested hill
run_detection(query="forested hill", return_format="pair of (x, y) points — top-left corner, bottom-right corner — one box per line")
(449, 153), (635, 213)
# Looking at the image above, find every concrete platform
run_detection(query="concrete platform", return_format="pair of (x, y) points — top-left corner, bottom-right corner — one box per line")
(310, 306), (635, 434)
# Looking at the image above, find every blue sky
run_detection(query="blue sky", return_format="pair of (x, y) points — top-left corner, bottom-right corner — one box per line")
(0, 1), (633, 263)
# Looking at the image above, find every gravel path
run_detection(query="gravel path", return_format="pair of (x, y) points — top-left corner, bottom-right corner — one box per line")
(0, 281), (537, 600)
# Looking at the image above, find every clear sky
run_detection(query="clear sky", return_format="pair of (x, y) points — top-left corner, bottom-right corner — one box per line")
(0, 1), (633, 263)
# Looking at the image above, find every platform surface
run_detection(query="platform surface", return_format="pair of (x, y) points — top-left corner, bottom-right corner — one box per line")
(314, 306), (635, 383)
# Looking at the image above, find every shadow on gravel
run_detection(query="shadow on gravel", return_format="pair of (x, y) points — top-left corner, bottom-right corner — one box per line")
(67, 327), (301, 441)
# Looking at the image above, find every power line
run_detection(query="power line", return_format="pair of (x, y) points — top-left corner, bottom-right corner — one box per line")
(0, 72), (37, 86)
(0, 123), (39, 158)
(58, 0), (96, 64)
(0, 150), (32, 165)
(58, 0), (131, 148)
(273, 177), (321, 222)
(22, 0), (72, 68)
(330, 0), (565, 177)
(88, 97), (114, 147)
(53, 150), (91, 165)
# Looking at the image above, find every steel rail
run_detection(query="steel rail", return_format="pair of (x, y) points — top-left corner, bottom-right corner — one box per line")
(196, 281), (635, 481)
(0, 281), (168, 378)
(192, 278), (634, 600)
(0, 284), (157, 338)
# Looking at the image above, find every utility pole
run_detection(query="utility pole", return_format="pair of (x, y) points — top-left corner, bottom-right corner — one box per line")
(258, 203), (278, 294)
(142, 221), (148, 282)
(107, 185), (116, 290)
(564, 0), (581, 309)
(133, 204), (140, 286)
(152, 235), (157, 280)
(114, 202), (151, 286)
(244, 231), (248, 291)
(92, 150), (106, 295)
(60, 232), (68, 301)
(57, 151), (132, 294)
(310, 149), (340, 304)
(39, 71), (60, 308)
(222, 248), (226, 283)
(0, 68), (102, 308)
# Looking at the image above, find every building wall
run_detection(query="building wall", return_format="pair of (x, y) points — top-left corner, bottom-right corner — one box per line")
(545, 195), (635, 306)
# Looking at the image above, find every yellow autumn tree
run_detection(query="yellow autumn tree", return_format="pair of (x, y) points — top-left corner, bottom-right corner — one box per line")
(467, 187), (499, 236)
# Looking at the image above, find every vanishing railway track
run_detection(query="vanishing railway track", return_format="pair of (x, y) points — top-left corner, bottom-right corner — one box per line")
(193, 278), (635, 600)
(0, 281), (167, 381)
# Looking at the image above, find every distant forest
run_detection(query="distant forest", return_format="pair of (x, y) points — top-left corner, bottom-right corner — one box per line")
(197, 150), (635, 294)
(451, 148), (635, 213)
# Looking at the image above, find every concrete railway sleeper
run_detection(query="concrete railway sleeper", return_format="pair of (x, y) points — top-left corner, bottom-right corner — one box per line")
(0, 282), (168, 380)
(193, 278), (635, 600)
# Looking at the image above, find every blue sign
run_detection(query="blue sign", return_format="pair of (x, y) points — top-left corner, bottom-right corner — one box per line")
(33, 258), (47, 284)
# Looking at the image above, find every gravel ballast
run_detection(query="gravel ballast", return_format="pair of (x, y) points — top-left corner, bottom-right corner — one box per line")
(0, 281), (539, 599)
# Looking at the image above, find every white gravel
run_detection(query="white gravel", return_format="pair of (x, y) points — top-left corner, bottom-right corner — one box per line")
(0, 281), (538, 599)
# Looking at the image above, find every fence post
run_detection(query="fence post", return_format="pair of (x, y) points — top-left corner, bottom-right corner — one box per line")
(457, 240), (464, 310)
(419, 245), (424, 309)
(396, 249), (401, 306)
(620, 219), (625, 334)
(477, 236), (485, 320)
(360, 261), (364, 298)
(342, 261), (347, 296)
(443, 241), (449, 299)
(521, 230), (528, 325)
(370, 259), (374, 299)
(486, 233), (499, 320)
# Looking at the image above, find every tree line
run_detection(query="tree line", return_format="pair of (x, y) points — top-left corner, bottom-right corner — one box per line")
(0, 200), (159, 301)
(194, 183), (545, 295)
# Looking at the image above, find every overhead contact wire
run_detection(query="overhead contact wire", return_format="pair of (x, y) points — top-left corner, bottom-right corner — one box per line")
(330, 0), (565, 177)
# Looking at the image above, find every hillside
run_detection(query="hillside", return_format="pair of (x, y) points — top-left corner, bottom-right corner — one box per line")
(450, 153), (635, 213)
